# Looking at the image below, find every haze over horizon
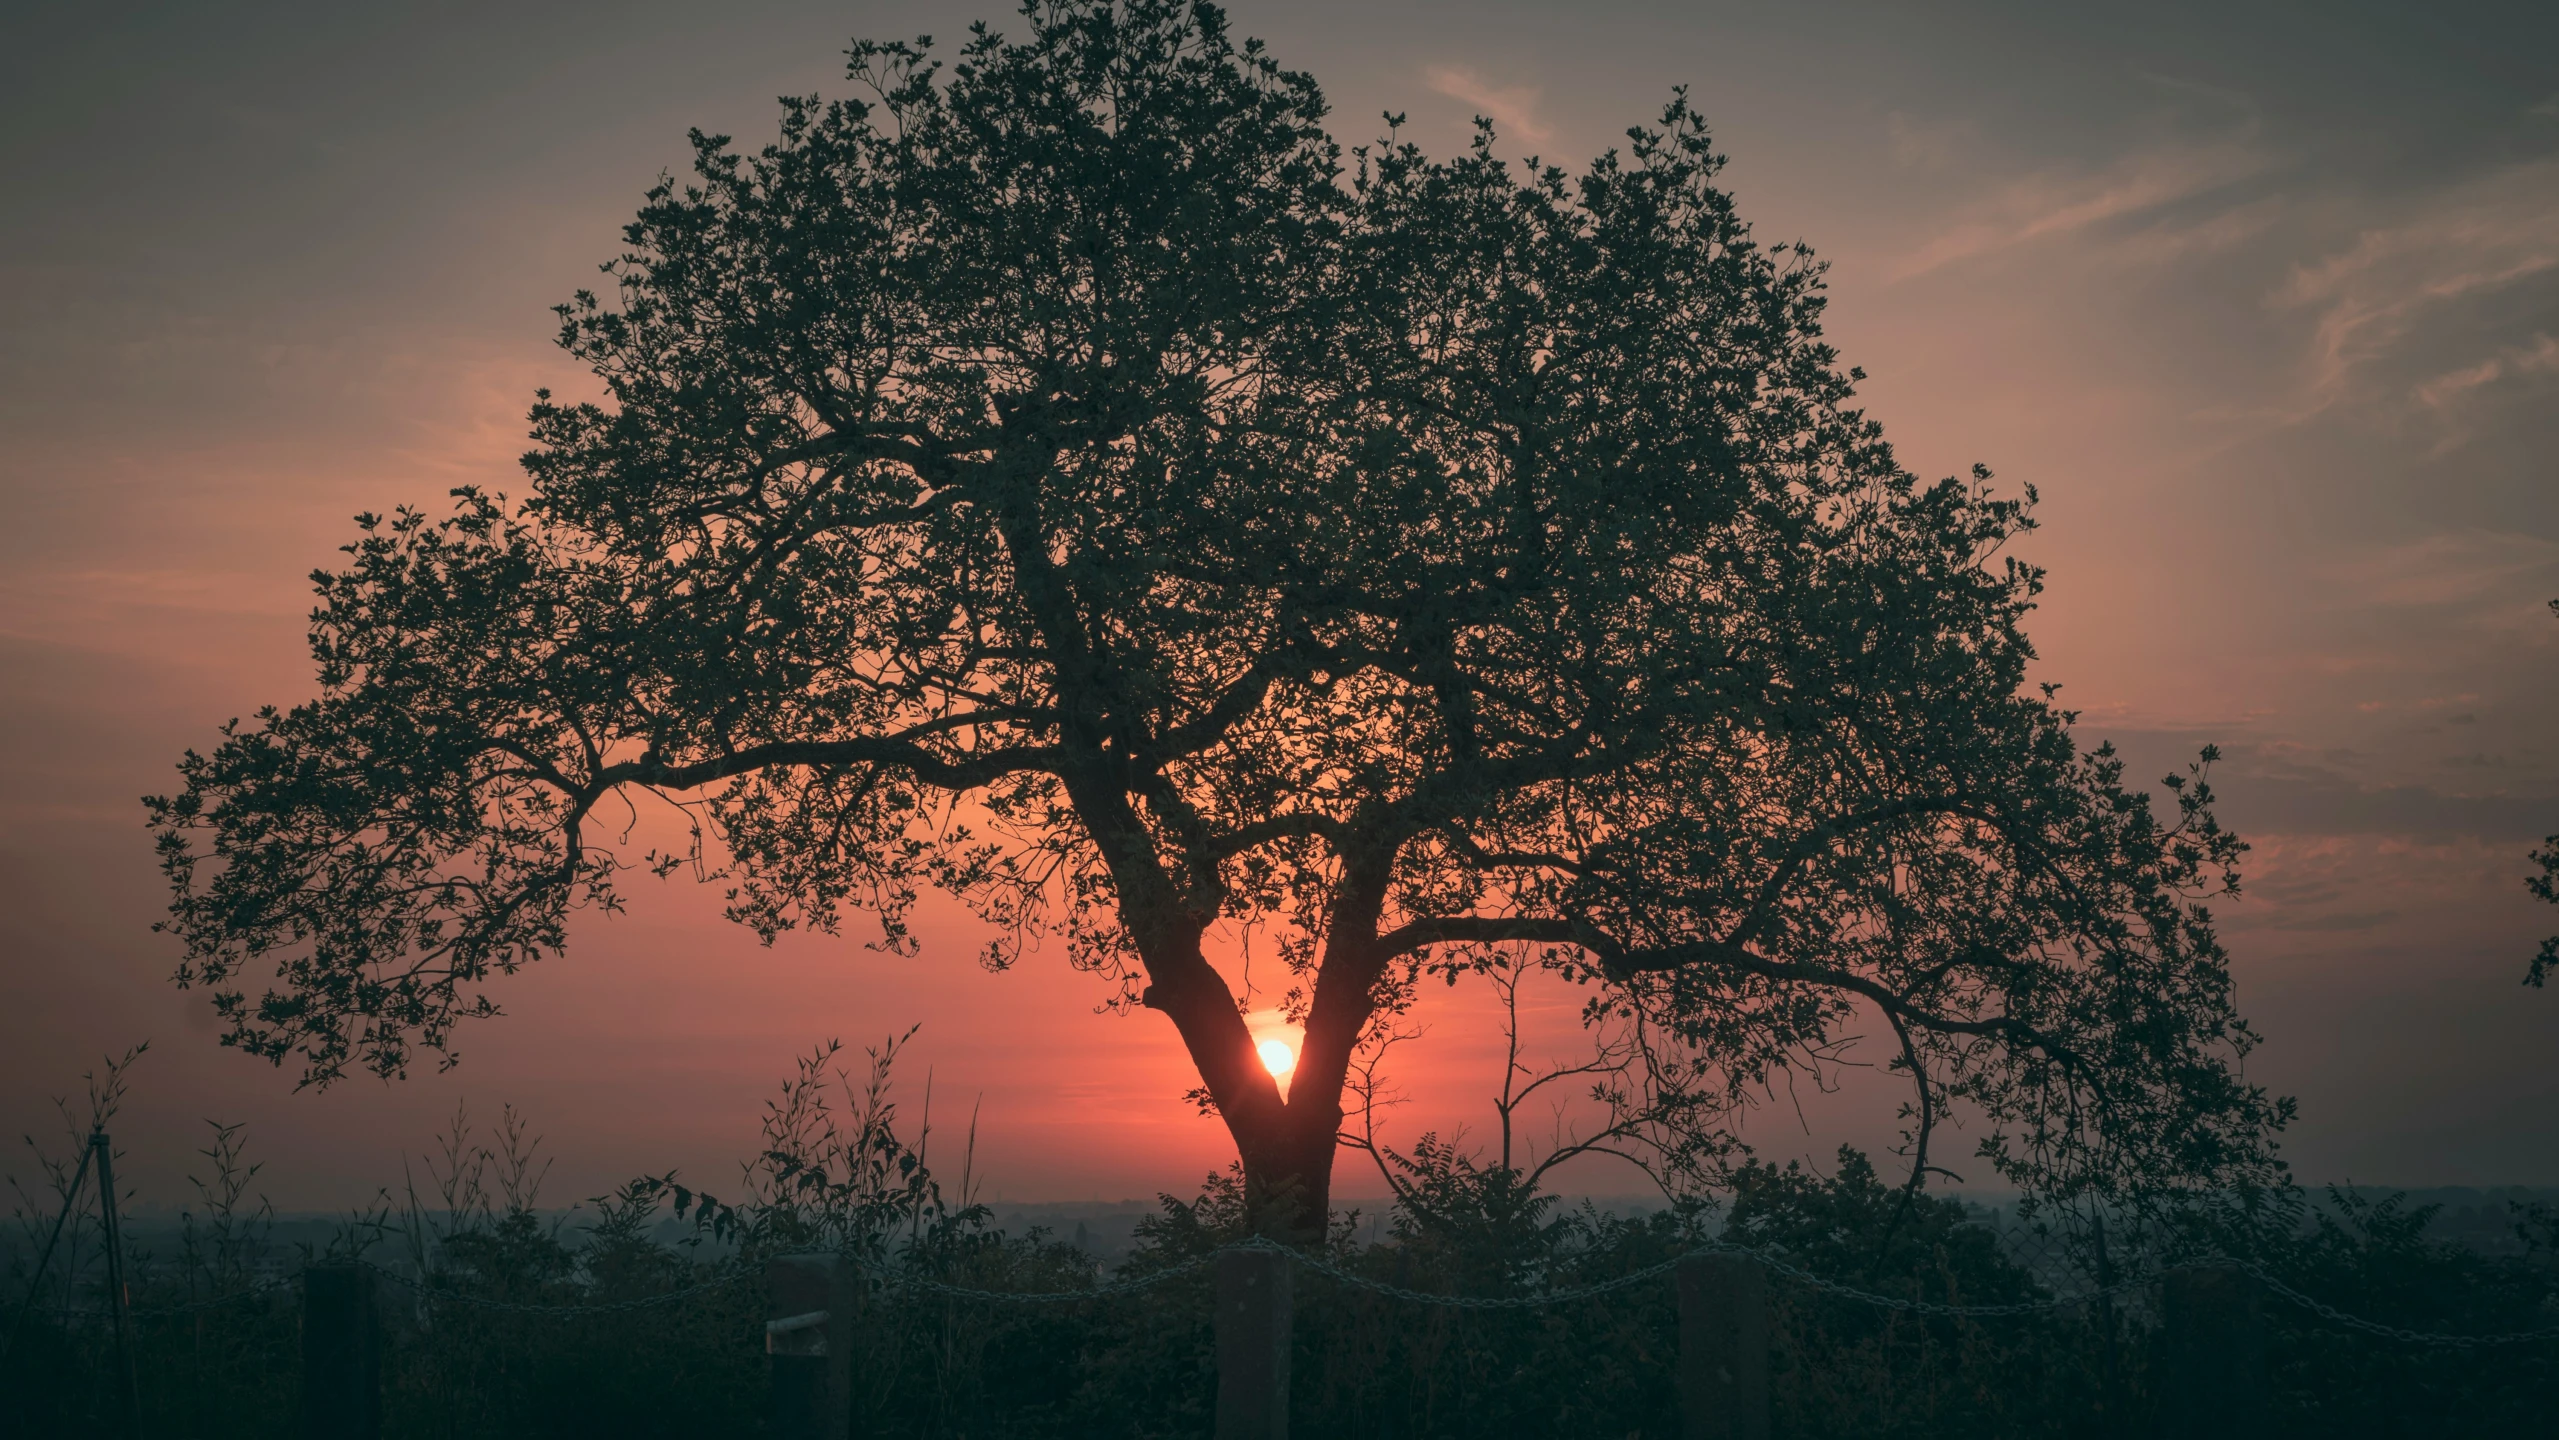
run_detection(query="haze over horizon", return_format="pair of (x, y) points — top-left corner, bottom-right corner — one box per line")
(4, 0), (2555, 1213)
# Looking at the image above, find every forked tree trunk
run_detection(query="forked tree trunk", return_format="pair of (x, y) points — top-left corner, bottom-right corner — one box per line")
(1129, 883), (1387, 1241)
(1142, 948), (1355, 1239)
(1151, 1020), (1347, 1239)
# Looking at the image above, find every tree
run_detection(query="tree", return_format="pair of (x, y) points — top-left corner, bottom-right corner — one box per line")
(2536, 839), (2559, 984)
(148, 0), (2287, 1233)
(2529, 599), (2558, 987)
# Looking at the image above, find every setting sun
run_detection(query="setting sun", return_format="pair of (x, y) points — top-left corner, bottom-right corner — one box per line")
(1256, 1037), (1297, 1080)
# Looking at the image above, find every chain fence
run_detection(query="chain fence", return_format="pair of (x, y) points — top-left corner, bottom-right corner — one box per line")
(27, 1228), (2559, 1349)
(358, 1260), (755, 1317)
(2228, 1259), (2559, 1349)
(214, 1234), (2545, 1349)
(43, 1281), (289, 1322)
(781, 1227), (2559, 1348)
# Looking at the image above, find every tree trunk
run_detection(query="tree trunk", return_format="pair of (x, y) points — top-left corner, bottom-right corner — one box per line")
(1129, 872), (1388, 1241)
(1140, 940), (1350, 1239)
(1169, 1015), (1346, 1239)
(1236, 1098), (1344, 1239)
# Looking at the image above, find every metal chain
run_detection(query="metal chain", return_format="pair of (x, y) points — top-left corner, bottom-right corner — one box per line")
(867, 1250), (1218, 1304)
(1738, 1246), (2157, 1318)
(360, 1259), (755, 1316)
(130, 1284), (290, 1317)
(50, 1283), (289, 1320)
(1265, 1237), (2152, 1317)
(358, 1251), (1210, 1313)
(2226, 1260), (2559, 1349)
(41, 1243), (2557, 1345)
(1265, 1238), (1691, 1310)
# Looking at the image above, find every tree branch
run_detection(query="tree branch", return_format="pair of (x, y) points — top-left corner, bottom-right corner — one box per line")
(601, 736), (1058, 797)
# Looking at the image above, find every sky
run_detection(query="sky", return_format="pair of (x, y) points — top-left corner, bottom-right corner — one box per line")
(3, 0), (2556, 1216)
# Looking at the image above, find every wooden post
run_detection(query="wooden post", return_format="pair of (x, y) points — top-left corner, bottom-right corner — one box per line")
(1679, 1252), (1769, 1440)
(1215, 1247), (1292, 1440)
(2155, 1263), (2269, 1438)
(301, 1264), (380, 1440)
(768, 1254), (855, 1440)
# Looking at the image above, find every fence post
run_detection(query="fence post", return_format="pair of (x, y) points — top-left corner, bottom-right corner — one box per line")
(1215, 1247), (1292, 1440)
(1678, 1252), (1769, 1440)
(768, 1254), (855, 1440)
(2155, 1263), (2269, 1438)
(301, 1263), (380, 1440)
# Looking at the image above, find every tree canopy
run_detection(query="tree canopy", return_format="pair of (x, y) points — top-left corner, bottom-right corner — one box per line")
(149, 0), (2288, 1229)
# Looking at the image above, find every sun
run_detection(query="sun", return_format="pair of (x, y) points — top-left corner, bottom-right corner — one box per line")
(1256, 1037), (1297, 1079)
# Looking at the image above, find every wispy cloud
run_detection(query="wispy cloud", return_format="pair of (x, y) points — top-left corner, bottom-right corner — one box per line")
(1421, 63), (1554, 148)
(1890, 136), (2267, 279)
(2107, 194), (2285, 267)
(2413, 331), (2559, 414)
(2334, 528), (2559, 616)
(2275, 158), (2559, 411)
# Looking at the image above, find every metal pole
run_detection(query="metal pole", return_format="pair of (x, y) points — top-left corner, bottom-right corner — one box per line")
(767, 1254), (854, 1440)
(91, 1129), (143, 1437)
(1214, 1247), (1292, 1440)
(301, 1264), (382, 1440)
(1678, 1252), (1770, 1440)
(2092, 1209), (2127, 1431)
(2155, 1263), (2270, 1438)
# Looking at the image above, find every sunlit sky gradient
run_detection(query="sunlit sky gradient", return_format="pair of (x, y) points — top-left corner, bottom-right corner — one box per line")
(5, 0), (2556, 1211)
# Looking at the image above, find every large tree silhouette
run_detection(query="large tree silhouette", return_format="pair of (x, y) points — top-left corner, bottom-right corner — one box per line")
(149, 0), (2287, 1230)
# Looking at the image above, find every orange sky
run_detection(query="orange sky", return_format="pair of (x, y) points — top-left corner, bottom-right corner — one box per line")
(5, 0), (2557, 1213)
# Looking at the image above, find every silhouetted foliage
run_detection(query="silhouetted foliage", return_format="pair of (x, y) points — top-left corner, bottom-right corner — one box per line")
(7, 1047), (2553, 1438)
(148, 0), (2288, 1230)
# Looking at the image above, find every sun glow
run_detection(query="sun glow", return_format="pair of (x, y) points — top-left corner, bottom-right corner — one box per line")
(1256, 1037), (1298, 1079)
